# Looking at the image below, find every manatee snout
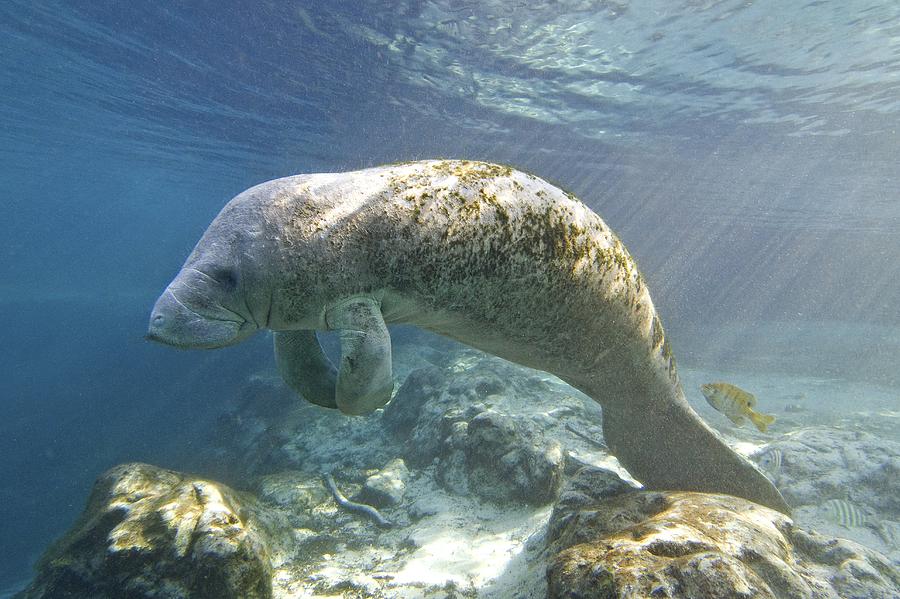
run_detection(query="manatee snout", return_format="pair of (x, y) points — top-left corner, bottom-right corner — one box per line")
(147, 286), (245, 349)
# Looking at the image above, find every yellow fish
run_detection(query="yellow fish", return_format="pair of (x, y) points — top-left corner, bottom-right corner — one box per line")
(700, 382), (776, 433)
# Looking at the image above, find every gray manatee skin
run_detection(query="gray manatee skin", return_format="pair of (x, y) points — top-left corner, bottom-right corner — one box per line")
(148, 160), (790, 514)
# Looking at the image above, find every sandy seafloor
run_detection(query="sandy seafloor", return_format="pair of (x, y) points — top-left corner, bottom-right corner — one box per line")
(275, 336), (899, 598)
(3, 328), (898, 598)
(249, 334), (900, 597)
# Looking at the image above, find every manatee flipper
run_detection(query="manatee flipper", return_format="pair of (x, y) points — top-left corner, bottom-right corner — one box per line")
(601, 386), (791, 514)
(274, 330), (338, 408)
(325, 295), (394, 415)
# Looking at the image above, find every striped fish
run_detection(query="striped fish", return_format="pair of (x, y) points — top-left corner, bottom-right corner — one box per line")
(759, 447), (783, 473)
(821, 498), (867, 528)
(700, 382), (776, 433)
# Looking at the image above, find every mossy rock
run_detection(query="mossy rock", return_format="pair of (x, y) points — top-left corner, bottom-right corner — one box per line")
(17, 463), (275, 599)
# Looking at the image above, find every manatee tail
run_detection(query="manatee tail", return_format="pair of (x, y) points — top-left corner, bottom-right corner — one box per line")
(600, 385), (791, 514)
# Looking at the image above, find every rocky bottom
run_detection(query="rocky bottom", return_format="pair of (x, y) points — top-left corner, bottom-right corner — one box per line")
(15, 335), (900, 598)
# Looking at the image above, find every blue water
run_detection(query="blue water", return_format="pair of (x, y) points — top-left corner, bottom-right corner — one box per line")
(1, 1), (899, 589)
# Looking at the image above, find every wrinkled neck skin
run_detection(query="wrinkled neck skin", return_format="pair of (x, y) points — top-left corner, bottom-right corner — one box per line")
(147, 190), (277, 349)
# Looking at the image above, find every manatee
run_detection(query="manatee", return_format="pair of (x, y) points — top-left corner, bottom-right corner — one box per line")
(147, 160), (790, 514)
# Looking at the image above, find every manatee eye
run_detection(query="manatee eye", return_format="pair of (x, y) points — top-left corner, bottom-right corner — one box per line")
(210, 267), (238, 291)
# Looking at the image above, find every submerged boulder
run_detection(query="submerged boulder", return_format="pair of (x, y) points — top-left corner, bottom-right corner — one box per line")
(384, 360), (570, 505)
(356, 457), (409, 507)
(757, 427), (900, 513)
(437, 409), (565, 505)
(546, 479), (900, 599)
(752, 427), (900, 562)
(18, 463), (280, 599)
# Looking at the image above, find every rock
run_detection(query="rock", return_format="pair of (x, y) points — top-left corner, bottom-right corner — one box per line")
(385, 360), (572, 505)
(756, 427), (900, 515)
(754, 426), (900, 562)
(546, 489), (900, 599)
(356, 458), (409, 507)
(382, 366), (446, 440)
(435, 418), (472, 495)
(450, 409), (565, 505)
(202, 371), (403, 485)
(251, 469), (333, 531)
(18, 463), (280, 599)
(382, 365), (485, 463)
(253, 469), (330, 510)
(203, 377), (298, 481)
(548, 464), (638, 545)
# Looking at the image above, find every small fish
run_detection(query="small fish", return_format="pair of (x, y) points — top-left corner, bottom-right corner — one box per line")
(821, 498), (867, 528)
(700, 382), (776, 433)
(759, 447), (783, 473)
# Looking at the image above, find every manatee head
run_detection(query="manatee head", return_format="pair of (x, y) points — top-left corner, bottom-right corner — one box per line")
(147, 192), (274, 349)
